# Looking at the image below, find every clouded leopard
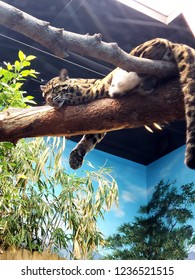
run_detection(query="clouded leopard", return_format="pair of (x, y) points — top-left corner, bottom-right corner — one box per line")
(41, 38), (195, 170)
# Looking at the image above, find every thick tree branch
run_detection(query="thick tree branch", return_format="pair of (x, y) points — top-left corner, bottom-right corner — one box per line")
(0, 1), (177, 77)
(0, 78), (185, 143)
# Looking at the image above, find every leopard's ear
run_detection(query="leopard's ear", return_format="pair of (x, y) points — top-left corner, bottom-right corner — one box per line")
(40, 85), (46, 91)
(59, 68), (69, 81)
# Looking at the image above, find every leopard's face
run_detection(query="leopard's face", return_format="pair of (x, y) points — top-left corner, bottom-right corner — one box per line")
(41, 76), (70, 108)
(40, 69), (84, 108)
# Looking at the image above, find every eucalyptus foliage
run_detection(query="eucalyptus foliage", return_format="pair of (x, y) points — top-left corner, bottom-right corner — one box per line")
(0, 51), (118, 259)
(0, 137), (118, 258)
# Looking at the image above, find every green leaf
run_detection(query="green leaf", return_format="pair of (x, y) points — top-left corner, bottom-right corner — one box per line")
(7, 63), (13, 71)
(25, 95), (35, 100)
(18, 50), (26, 62)
(26, 55), (36, 61)
(20, 70), (32, 77)
(14, 60), (21, 71)
(2, 142), (14, 149)
(14, 82), (23, 90)
(21, 61), (30, 67)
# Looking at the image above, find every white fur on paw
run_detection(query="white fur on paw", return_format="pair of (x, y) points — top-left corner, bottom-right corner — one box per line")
(109, 68), (142, 98)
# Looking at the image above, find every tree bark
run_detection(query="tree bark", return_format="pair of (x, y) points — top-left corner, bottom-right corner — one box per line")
(0, 78), (184, 143)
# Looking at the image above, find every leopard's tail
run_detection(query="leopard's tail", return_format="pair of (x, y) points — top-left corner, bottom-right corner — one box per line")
(173, 44), (195, 169)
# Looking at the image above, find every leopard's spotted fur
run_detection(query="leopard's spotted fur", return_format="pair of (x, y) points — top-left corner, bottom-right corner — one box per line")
(41, 38), (195, 170)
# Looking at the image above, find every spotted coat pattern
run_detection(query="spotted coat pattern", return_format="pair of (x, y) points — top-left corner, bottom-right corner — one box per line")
(41, 38), (195, 170)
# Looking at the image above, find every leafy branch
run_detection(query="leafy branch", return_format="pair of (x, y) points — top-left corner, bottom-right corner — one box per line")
(0, 50), (37, 109)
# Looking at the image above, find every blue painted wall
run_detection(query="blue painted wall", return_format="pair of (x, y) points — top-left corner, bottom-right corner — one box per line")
(64, 140), (195, 238)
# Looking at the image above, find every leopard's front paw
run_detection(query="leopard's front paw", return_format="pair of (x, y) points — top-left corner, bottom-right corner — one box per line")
(69, 149), (84, 170)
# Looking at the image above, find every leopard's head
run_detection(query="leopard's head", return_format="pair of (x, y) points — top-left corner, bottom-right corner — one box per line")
(40, 69), (76, 108)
